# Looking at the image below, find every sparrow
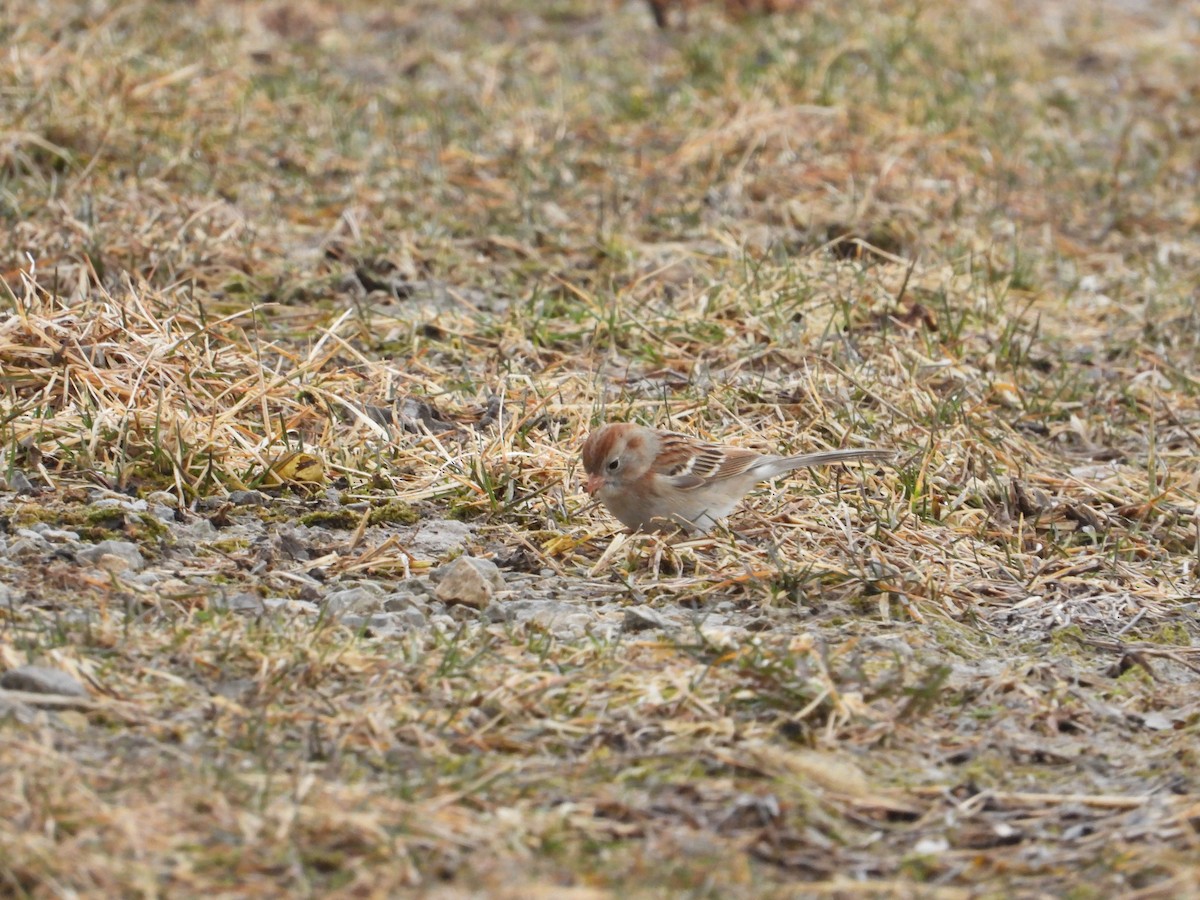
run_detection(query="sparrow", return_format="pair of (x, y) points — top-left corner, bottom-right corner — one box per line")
(581, 422), (891, 533)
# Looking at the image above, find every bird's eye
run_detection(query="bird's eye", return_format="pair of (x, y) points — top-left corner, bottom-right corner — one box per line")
(607, 458), (620, 471)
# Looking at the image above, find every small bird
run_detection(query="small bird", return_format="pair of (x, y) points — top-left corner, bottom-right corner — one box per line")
(581, 422), (892, 533)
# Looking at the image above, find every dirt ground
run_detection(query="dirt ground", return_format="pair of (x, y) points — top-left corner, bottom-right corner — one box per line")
(2, 0), (1198, 896)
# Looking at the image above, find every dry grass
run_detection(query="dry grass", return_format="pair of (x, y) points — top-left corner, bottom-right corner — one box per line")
(2, 0), (1199, 895)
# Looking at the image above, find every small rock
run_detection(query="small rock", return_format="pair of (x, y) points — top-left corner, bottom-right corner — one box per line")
(228, 490), (269, 506)
(77, 540), (145, 571)
(325, 585), (385, 616)
(211, 592), (264, 614)
(8, 469), (35, 494)
(263, 598), (319, 616)
(149, 503), (177, 524)
(275, 529), (312, 561)
(343, 614), (403, 633)
(14, 530), (52, 551)
(91, 497), (147, 513)
(384, 590), (430, 612)
(447, 603), (480, 622)
(695, 624), (747, 649)
(395, 606), (428, 629)
(408, 520), (475, 557)
(95, 553), (135, 574)
(1, 665), (88, 697)
(504, 599), (595, 638)
(433, 556), (505, 609)
(179, 519), (217, 540)
(27, 525), (80, 542)
(623, 607), (679, 633)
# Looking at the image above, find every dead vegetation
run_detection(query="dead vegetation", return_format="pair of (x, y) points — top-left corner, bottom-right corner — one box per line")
(1, 0), (1199, 895)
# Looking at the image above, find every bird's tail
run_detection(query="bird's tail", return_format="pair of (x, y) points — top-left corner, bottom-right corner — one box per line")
(778, 448), (894, 471)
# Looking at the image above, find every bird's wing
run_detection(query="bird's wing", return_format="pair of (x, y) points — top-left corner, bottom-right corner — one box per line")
(652, 433), (763, 490)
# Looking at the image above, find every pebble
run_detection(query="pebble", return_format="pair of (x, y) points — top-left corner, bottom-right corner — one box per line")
(91, 497), (148, 513)
(76, 540), (146, 571)
(227, 490), (269, 506)
(623, 606), (680, 633)
(178, 519), (217, 540)
(25, 524), (80, 542)
(263, 598), (320, 616)
(408, 520), (475, 557)
(211, 592), (264, 614)
(14, 530), (52, 551)
(7, 469), (35, 493)
(1, 665), (89, 697)
(340, 613), (403, 634)
(149, 504), (177, 524)
(325, 585), (385, 616)
(0, 485), (780, 654)
(384, 590), (430, 612)
(394, 606), (427, 629)
(503, 599), (593, 633)
(433, 556), (505, 609)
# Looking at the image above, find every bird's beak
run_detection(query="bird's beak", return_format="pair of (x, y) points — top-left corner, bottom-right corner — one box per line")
(585, 473), (604, 496)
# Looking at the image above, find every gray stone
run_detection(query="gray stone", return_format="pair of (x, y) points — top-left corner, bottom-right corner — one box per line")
(149, 504), (177, 524)
(45, 528), (83, 542)
(178, 519), (217, 540)
(394, 606), (428, 629)
(340, 613), (400, 632)
(433, 556), (505, 609)
(77, 540), (146, 571)
(623, 606), (679, 633)
(8, 469), (34, 494)
(384, 589), (431, 612)
(228, 490), (269, 506)
(211, 592), (264, 614)
(91, 497), (148, 513)
(695, 624), (748, 648)
(263, 598), (319, 616)
(447, 603), (481, 622)
(1, 665), (88, 697)
(324, 586), (384, 616)
(505, 599), (594, 638)
(408, 520), (475, 558)
(26, 524), (80, 542)
(14, 530), (51, 551)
